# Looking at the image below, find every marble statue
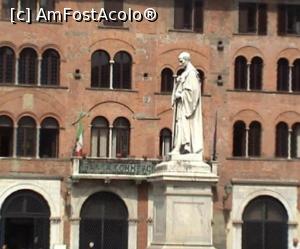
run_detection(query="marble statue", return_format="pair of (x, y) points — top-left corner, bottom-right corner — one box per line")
(170, 52), (203, 155)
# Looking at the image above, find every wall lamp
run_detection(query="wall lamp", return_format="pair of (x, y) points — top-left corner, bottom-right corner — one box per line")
(217, 75), (223, 86)
(74, 69), (81, 80)
(217, 40), (224, 51)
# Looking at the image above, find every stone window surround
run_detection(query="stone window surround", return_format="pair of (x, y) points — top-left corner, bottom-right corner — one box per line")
(229, 179), (298, 249)
(0, 177), (63, 248)
(0, 46), (61, 86)
(69, 183), (138, 249)
(2, 115), (60, 159)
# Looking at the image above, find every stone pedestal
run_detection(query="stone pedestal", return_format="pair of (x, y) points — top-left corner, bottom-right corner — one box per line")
(148, 157), (218, 249)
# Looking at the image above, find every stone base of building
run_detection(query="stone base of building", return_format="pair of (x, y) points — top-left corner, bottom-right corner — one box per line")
(148, 158), (218, 249)
(149, 243), (216, 249)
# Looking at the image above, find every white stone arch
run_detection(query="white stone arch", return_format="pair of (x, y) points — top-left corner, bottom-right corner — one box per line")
(70, 183), (138, 249)
(0, 178), (63, 247)
(235, 189), (293, 221)
(230, 184), (298, 249)
(72, 185), (136, 219)
(0, 182), (58, 217)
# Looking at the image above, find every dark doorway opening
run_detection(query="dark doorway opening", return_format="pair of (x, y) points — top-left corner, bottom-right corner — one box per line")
(0, 190), (50, 249)
(79, 192), (128, 249)
(5, 218), (34, 249)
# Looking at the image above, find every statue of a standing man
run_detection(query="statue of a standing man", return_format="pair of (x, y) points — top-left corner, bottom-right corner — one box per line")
(170, 52), (203, 156)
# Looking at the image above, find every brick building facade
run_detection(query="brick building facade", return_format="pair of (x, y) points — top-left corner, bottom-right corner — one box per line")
(0, 0), (300, 249)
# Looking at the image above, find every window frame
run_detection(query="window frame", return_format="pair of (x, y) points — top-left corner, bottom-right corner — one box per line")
(233, 121), (246, 157)
(91, 50), (110, 88)
(17, 116), (37, 157)
(39, 117), (59, 158)
(0, 46), (15, 84)
(275, 122), (289, 158)
(41, 49), (60, 86)
(173, 0), (204, 33)
(278, 4), (300, 36)
(238, 2), (267, 35)
(18, 48), (38, 85)
(159, 128), (172, 157)
(1, 0), (56, 22)
(0, 115), (14, 157)
(90, 117), (109, 158)
(161, 68), (174, 93)
(112, 117), (130, 158)
(113, 51), (132, 90)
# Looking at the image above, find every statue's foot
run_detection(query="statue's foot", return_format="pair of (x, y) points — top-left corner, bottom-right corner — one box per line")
(183, 144), (191, 154)
(169, 149), (180, 155)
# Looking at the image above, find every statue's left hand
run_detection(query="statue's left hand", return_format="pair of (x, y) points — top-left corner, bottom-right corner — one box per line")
(175, 92), (182, 99)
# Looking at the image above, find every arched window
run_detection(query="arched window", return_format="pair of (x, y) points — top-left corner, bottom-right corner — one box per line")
(19, 48), (38, 85)
(0, 190), (50, 249)
(113, 52), (132, 89)
(79, 192), (128, 249)
(1, 0), (17, 20)
(248, 121), (261, 157)
(40, 117), (59, 158)
(0, 115), (13, 157)
(275, 122), (288, 158)
(250, 57), (263, 90)
(0, 47), (15, 84)
(159, 128), (172, 157)
(234, 56), (247, 89)
(41, 49), (60, 86)
(277, 58), (289, 91)
(292, 59), (300, 92)
(91, 50), (110, 88)
(17, 116), (36, 157)
(233, 121), (246, 156)
(91, 117), (109, 158)
(242, 196), (288, 249)
(112, 117), (130, 157)
(161, 68), (174, 93)
(291, 123), (300, 158)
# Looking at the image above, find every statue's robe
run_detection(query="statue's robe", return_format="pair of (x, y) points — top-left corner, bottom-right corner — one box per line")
(172, 64), (203, 154)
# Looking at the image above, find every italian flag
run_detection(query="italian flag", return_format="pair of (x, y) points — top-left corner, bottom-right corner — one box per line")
(75, 113), (84, 156)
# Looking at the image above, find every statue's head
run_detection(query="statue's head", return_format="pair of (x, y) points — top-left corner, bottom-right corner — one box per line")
(178, 52), (191, 68)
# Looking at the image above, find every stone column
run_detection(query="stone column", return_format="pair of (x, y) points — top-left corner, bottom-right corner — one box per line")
(70, 218), (80, 249)
(109, 60), (114, 89)
(288, 128), (292, 159)
(50, 217), (61, 247)
(247, 63), (251, 91)
(289, 65), (293, 93)
(36, 126), (40, 158)
(108, 125), (113, 158)
(13, 125), (18, 157)
(15, 57), (19, 85)
(128, 219), (138, 249)
(37, 57), (42, 86)
(245, 126), (249, 158)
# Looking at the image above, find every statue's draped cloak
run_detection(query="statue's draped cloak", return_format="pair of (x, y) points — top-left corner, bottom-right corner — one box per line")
(172, 65), (203, 154)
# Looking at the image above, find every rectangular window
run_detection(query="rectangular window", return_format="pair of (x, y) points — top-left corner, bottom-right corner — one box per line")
(1, 0), (17, 20)
(1, 0), (55, 22)
(20, 0), (37, 19)
(238, 3), (267, 35)
(278, 4), (300, 35)
(174, 0), (203, 33)
(103, 0), (123, 27)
